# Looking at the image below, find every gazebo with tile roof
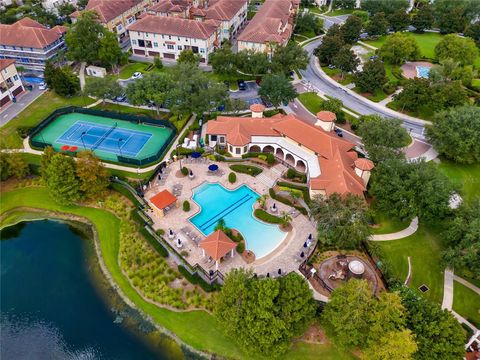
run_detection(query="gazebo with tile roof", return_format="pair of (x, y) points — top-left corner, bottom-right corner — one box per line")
(199, 230), (236, 270)
(149, 189), (178, 217)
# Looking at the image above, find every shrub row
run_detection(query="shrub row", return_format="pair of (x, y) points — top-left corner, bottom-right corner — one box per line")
(229, 164), (263, 176)
(242, 152), (275, 165)
(269, 188), (308, 215)
(254, 209), (286, 225)
(178, 265), (221, 293)
(228, 172), (236, 183)
(138, 224), (169, 258)
(285, 168), (307, 183)
(277, 181), (311, 204)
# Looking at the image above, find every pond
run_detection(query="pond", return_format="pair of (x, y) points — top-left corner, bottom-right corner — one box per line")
(0, 220), (184, 360)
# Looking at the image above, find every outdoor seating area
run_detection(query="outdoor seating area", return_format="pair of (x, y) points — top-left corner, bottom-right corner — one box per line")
(143, 159), (317, 277)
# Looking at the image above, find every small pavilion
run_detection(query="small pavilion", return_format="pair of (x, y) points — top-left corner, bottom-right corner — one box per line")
(199, 230), (237, 270)
(150, 190), (178, 217)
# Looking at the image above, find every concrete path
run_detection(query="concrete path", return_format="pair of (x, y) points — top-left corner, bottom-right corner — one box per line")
(79, 62), (86, 91)
(442, 268), (454, 310)
(452, 310), (479, 332)
(370, 217), (419, 241)
(0, 87), (45, 126)
(296, 270), (330, 303)
(404, 256), (412, 286)
(454, 275), (480, 295)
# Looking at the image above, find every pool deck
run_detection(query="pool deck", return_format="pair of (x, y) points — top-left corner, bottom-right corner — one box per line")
(401, 61), (433, 79)
(144, 160), (316, 277)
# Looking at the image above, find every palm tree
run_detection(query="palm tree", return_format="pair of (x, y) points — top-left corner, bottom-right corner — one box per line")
(280, 211), (292, 228)
(257, 194), (269, 209)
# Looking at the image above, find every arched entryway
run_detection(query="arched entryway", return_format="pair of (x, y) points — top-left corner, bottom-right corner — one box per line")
(285, 153), (295, 167)
(275, 148), (285, 159)
(249, 145), (261, 153)
(263, 145), (275, 153)
(296, 159), (306, 173)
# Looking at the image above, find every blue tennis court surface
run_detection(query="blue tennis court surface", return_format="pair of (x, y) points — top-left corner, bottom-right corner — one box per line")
(56, 121), (152, 157)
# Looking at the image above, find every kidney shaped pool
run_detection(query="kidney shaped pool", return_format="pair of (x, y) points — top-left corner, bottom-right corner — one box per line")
(190, 183), (287, 259)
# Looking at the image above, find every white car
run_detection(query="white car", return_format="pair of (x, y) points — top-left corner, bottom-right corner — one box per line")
(38, 82), (47, 90)
(132, 72), (143, 80)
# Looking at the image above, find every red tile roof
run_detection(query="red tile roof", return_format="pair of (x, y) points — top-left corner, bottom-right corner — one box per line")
(150, 190), (177, 210)
(250, 103), (266, 112)
(205, 0), (247, 21)
(148, 0), (191, 14)
(72, 0), (145, 23)
(0, 59), (16, 71)
(0, 18), (66, 49)
(127, 14), (217, 39)
(354, 158), (375, 171)
(238, 0), (297, 45)
(199, 230), (236, 261)
(316, 111), (336, 122)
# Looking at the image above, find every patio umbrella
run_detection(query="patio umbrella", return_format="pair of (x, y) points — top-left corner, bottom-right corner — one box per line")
(169, 229), (174, 236)
(278, 268), (282, 275)
(266, 273), (270, 278)
(191, 152), (201, 159)
(190, 170), (193, 176)
(69, 146), (78, 152)
(303, 242), (308, 248)
(272, 203), (276, 210)
(308, 233), (312, 240)
(61, 145), (70, 151)
(177, 239), (182, 246)
(300, 251), (305, 258)
(208, 164), (218, 171)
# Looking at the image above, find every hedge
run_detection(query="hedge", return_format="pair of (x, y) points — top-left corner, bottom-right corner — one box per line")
(242, 152), (275, 165)
(183, 200), (190, 212)
(181, 167), (189, 176)
(229, 164), (262, 176)
(177, 265), (221, 292)
(228, 172), (236, 183)
(236, 242), (245, 254)
(254, 209), (286, 225)
(286, 168), (307, 183)
(269, 188), (308, 215)
(277, 181), (311, 204)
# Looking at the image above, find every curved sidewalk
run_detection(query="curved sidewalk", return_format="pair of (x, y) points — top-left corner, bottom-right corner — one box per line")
(370, 217), (418, 241)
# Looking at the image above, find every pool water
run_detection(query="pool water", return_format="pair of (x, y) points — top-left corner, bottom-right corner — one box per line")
(416, 66), (431, 79)
(190, 183), (287, 259)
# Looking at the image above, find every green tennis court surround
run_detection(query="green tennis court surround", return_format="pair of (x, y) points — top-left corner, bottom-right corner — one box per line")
(30, 107), (176, 166)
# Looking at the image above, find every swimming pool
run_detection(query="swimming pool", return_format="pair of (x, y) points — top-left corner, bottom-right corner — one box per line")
(416, 66), (431, 79)
(190, 183), (287, 259)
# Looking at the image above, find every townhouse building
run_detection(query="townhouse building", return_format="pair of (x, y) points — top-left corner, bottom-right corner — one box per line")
(0, 59), (25, 108)
(0, 18), (67, 72)
(127, 14), (218, 63)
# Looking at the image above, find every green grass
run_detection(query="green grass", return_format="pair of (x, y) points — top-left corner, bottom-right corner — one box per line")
(437, 160), (480, 204)
(376, 224), (445, 304)
(328, 8), (354, 16)
(0, 92), (95, 149)
(371, 212), (409, 235)
(229, 164), (263, 176)
(119, 62), (153, 79)
(206, 71), (256, 91)
(0, 187), (354, 359)
(352, 87), (389, 102)
(297, 92), (324, 113)
(387, 101), (435, 121)
(321, 66), (354, 85)
(453, 281), (480, 328)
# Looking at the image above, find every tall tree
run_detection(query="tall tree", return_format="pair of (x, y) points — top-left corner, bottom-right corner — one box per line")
(433, 0), (472, 34)
(340, 15), (363, 44)
(366, 12), (389, 36)
(429, 59), (474, 86)
(431, 80), (468, 110)
(65, 11), (104, 64)
(215, 269), (315, 357)
(332, 46), (359, 79)
(333, 0), (356, 9)
(75, 151), (109, 200)
(362, 330), (418, 360)
(271, 42), (309, 75)
(209, 44), (237, 75)
(43, 153), (81, 205)
(295, 12), (323, 36)
(177, 49), (201, 65)
(398, 286), (465, 360)
(427, 106), (480, 164)
(361, 0), (409, 14)
(258, 74), (298, 108)
(434, 34), (479, 66)
(379, 32), (421, 64)
(310, 193), (371, 249)
(411, 3), (434, 32)
(393, 78), (430, 112)
(388, 9), (410, 32)
(314, 35), (345, 64)
(353, 58), (387, 93)
(98, 30), (124, 70)
(50, 66), (80, 97)
(357, 115), (410, 163)
(84, 76), (123, 104)
(126, 73), (174, 116)
(236, 50), (269, 75)
(0, 152), (29, 181)
(465, 22), (480, 47)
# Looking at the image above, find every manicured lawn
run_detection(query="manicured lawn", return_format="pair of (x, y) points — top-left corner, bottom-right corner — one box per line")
(0, 91), (95, 149)
(453, 281), (480, 328)
(284, 342), (355, 360)
(352, 87), (389, 102)
(297, 92), (324, 113)
(322, 66), (354, 85)
(370, 212), (410, 235)
(118, 62), (154, 79)
(387, 101), (435, 121)
(0, 187), (353, 359)
(437, 160), (480, 204)
(328, 8), (354, 16)
(376, 224), (445, 304)
(206, 71), (256, 91)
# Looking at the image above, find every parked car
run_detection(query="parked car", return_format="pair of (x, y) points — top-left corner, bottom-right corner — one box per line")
(38, 82), (47, 90)
(328, 64), (336, 69)
(369, 55), (379, 60)
(115, 93), (127, 102)
(132, 71), (143, 80)
(237, 79), (246, 90)
(334, 128), (343, 137)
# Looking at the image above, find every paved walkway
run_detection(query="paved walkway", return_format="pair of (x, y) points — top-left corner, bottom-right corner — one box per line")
(0, 87), (45, 126)
(370, 217), (418, 241)
(442, 268), (454, 310)
(454, 275), (480, 295)
(79, 62), (86, 91)
(296, 270), (330, 302)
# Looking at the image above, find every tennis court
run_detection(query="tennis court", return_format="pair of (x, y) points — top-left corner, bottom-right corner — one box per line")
(32, 112), (174, 163)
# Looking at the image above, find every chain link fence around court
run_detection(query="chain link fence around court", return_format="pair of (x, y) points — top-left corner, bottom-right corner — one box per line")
(29, 106), (177, 167)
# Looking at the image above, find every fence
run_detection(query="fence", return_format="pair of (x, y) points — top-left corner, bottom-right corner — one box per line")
(111, 178), (224, 285)
(29, 106), (177, 167)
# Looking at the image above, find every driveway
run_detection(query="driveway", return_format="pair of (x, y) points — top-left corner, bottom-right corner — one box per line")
(300, 39), (426, 140)
(0, 87), (45, 126)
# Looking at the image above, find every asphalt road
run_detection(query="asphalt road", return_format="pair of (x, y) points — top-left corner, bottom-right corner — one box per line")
(300, 39), (426, 140)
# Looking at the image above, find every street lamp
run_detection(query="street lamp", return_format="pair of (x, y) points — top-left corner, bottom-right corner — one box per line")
(117, 138), (124, 156)
(80, 131), (87, 150)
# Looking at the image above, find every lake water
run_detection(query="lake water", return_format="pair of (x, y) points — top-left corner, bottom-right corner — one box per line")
(1, 220), (183, 360)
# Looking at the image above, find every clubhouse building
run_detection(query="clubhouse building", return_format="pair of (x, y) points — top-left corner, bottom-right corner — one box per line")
(206, 106), (374, 198)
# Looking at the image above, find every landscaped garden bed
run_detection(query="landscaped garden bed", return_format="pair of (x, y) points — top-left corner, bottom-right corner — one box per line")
(229, 164), (263, 176)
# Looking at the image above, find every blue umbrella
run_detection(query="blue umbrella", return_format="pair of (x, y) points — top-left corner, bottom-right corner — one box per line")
(208, 164), (219, 171)
(191, 152), (201, 159)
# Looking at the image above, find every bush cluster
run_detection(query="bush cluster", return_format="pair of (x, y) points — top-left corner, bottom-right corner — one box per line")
(229, 164), (263, 177)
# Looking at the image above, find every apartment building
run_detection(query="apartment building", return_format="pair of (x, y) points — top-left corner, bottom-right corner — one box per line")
(127, 14), (218, 63)
(70, 0), (156, 47)
(0, 18), (67, 72)
(237, 0), (299, 54)
(0, 59), (25, 108)
(147, 0), (247, 42)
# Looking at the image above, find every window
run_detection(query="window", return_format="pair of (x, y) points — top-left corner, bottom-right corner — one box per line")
(219, 136), (225, 143)
(200, 48), (205, 53)
(177, 45), (182, 50)
(168, 35), (171, 40)
(13, 75), (18, 81)
(229, 145), (233, 152)
(167, 44), (174, 50)
(132, 39), (137, 45)
(235, 148), (241, 154)
(211, 135), (217, 141)
(154, 42), (158, 47)
(243, 146), (247, 153)
(177, 37), (180, 41)
(145, 33), (149, 37)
